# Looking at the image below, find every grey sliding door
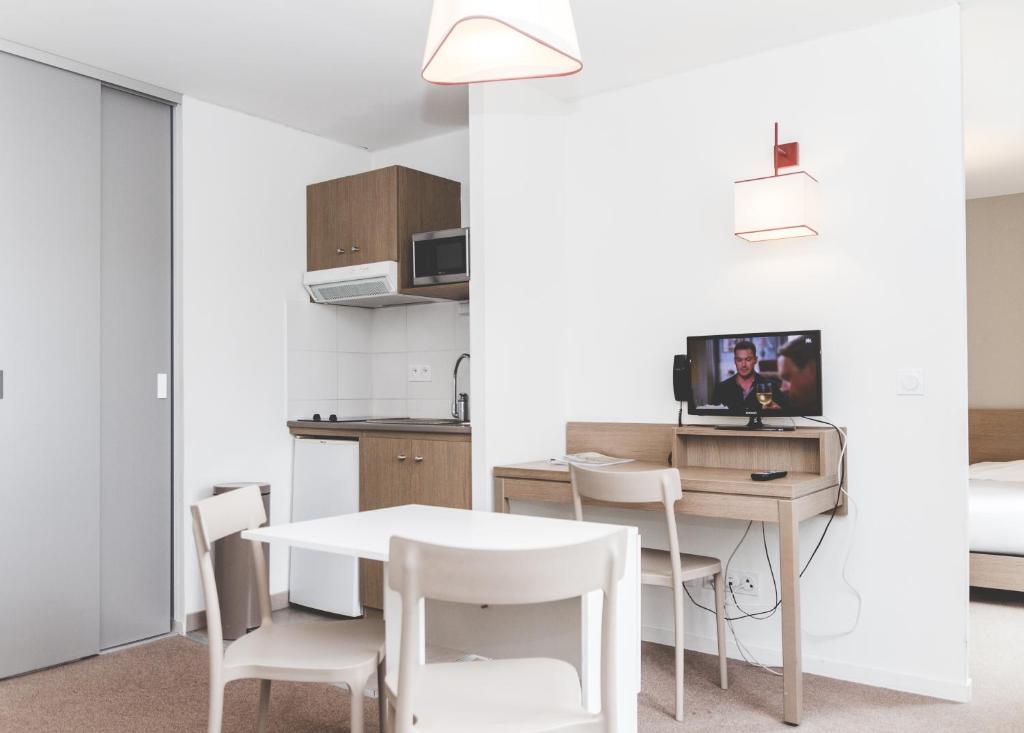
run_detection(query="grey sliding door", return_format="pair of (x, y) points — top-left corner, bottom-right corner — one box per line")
(99, 87), (172, 649)
(0, 52), (102, 678)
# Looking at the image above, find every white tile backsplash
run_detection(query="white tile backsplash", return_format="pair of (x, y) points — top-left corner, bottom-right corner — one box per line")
(407, 350), (461, 401)
(337, 399), (373, 418)
(455, 303), (470, 353)
(288, 350), (338, 401)
(338, 353), (372, 399)
(287, 299), (469, 417)
(287, 300), (337, 352)
(337, 307), (373, 352)
(408, 399), (453, 419)
(372, 398), (407, 417)
(407, 302), (457, 352)
(371, 306), (407, 353)
(287, 399), (338, 420)
(372, 352), (408, 399)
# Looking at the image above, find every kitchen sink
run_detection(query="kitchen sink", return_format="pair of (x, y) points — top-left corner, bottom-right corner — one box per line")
(365, 418), (469, 426)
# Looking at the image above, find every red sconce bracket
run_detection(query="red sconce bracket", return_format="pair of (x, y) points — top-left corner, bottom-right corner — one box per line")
(773, 122), (800, 175)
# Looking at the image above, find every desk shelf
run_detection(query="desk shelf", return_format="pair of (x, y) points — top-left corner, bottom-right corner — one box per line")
(674, 425), (845, 504)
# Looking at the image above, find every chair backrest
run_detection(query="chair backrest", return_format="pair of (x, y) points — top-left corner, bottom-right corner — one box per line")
(190, 485), (272, 668)
(569, 464), (682, 513)
(571, 464), (685, 603)
(387, 530), (628, 733)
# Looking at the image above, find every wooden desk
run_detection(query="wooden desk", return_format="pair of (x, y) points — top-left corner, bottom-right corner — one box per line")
(493, 422), (847, 726)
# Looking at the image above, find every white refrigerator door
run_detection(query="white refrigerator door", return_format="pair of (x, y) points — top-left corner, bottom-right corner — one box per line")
(290, 438), (361, 615)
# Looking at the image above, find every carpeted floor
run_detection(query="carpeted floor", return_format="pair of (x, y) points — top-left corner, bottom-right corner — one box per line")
(2, 590), (1021, 732)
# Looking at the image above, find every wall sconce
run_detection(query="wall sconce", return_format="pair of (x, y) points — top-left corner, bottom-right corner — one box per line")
(421, 0), (582, 84)
(734, 123), (820, 242)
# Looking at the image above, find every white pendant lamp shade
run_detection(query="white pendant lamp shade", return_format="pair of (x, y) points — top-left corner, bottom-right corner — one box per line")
(422, 0), (582, 84)
(734, 172), (821, 243)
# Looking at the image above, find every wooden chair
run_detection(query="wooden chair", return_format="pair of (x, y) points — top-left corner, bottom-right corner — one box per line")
(191, 485), (386, 733)
(385, 528), (628, 733)
(570, 464), (727, 722)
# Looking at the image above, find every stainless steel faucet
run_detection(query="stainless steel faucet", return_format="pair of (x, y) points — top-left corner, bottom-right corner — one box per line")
(452, 352), (470, 423)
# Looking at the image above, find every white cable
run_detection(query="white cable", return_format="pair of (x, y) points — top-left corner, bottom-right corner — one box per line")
(722, 521), (783, 675)
(801, 419), (863, 638)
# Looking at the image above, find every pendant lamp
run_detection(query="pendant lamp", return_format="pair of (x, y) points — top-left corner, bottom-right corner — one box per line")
(734, 123), (821, 242)
(422, 0), (583, 84)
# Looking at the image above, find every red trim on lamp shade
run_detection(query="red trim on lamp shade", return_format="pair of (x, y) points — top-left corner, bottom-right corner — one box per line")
(422, 14), (583, 85)
(734, 170), (819, 185)
(735, 225), (820, 242)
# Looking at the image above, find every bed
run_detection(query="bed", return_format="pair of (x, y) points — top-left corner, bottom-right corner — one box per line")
(969, 409), (1024, 592)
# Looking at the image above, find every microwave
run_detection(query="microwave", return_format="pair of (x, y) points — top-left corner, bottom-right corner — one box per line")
(412, 227), (470, 286)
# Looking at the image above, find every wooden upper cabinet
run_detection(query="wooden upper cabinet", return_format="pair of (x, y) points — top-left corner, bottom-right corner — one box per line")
(306, 165), (461, 292)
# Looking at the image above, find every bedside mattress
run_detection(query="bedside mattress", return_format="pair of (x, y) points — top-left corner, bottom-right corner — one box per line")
(970, 461), (1024, 555)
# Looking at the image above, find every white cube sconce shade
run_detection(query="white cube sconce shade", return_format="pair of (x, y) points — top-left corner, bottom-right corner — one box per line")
(734, 123), (821, 242)
(422, 0), (583, 84)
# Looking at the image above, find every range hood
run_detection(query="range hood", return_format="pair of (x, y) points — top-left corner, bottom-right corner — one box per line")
(303, 261), (438, 308)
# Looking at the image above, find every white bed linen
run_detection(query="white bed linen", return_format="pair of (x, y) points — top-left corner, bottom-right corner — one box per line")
(970, 461), (1024, 555)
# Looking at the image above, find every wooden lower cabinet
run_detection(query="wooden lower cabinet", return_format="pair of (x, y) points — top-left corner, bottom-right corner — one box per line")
(359, 433), (471, 609)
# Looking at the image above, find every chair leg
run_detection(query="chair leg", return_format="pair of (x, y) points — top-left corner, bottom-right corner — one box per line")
(208, 681), (224, 733)
(377, 658), (387, 733)
(349, 678), (366, 733)
(257, 679), (272, 733)
(674, 586), (685, 722)
(714, 572), (728, 690)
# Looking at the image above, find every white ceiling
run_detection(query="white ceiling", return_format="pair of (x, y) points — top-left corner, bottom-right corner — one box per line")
(0, 0), (960, 151)
(962, 0), (1024, 199)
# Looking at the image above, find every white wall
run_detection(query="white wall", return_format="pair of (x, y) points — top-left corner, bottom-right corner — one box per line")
(179, 97), (370, 617)
(469, 82), (572, 510)
(471, 8), (969, 700)
(372, 129), (470, 227)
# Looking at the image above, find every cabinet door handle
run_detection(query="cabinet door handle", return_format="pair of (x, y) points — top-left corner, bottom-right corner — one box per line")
(397, 454), (406, 462)
(351, 245), (361, 253)
(336, 247), (347, 255)
(414, 456), (424, 463)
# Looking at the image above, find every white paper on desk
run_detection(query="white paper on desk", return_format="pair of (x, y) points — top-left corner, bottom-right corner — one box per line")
(550, 452), (634, 467)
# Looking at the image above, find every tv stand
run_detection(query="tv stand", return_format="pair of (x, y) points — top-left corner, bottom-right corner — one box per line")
(715, 415), (795, 432)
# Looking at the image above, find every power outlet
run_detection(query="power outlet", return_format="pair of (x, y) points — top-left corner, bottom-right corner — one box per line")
(408, 364), (433, 382)
(725, 571), (759, 600)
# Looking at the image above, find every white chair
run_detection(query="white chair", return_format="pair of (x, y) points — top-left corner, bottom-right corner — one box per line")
(191, 485), (386, 733)
(570, 464), (727, 722)
(385, 528), (628, 733)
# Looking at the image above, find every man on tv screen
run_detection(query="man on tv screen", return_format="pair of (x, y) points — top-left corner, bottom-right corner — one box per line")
(777, 335), (819, 414)
(711, 339), (782, 412)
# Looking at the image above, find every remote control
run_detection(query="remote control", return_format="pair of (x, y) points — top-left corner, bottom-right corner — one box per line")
(751, 470), (788, 481)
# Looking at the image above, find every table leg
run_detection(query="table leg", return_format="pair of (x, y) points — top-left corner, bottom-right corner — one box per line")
(778, 501), (802, 725)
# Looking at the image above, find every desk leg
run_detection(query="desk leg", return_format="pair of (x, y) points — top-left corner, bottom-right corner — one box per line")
(778, 501), (802, 725)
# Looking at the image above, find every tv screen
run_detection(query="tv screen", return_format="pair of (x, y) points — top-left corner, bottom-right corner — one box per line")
(687, 331), (822, 417)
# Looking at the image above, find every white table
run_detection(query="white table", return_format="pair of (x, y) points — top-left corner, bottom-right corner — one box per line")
(243, 504), (641, 732)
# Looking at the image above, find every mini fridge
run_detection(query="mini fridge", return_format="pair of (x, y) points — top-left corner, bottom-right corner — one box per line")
(289, 437), (361, 616)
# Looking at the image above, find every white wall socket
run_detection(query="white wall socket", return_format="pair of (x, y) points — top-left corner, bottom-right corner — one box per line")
(408, 364), (432, 382)
(705, 571), (760, 601)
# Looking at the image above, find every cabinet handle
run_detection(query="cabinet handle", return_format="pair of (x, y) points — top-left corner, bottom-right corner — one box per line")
(397, 454), (406, 462)
(414, 456), (424, 463)
(336, 248), (346, 255)
(351, 245), (361, 253)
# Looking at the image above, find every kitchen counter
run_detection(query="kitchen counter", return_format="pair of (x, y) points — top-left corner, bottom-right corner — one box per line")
(287, 419), (471, 437)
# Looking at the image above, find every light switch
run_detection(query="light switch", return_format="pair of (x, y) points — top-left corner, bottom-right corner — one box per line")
(896, 368), (925, 396)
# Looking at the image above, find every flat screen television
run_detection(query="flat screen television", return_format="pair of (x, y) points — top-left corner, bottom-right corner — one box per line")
(687, 330), (822, 430)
